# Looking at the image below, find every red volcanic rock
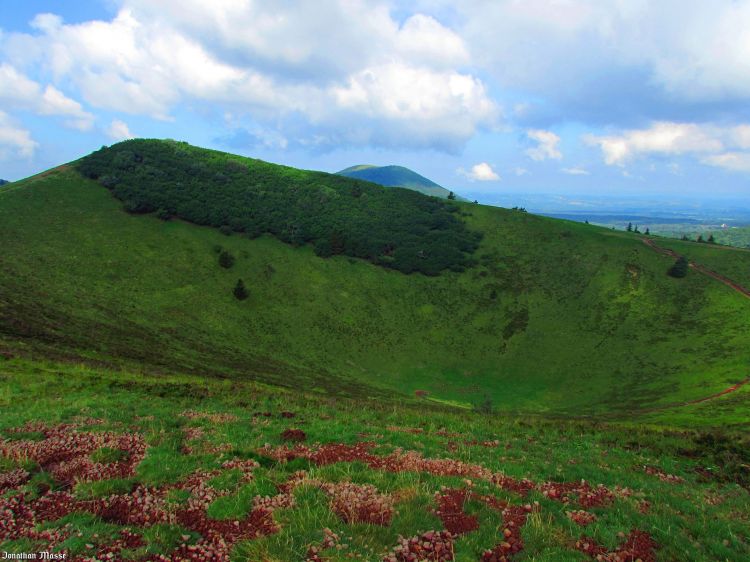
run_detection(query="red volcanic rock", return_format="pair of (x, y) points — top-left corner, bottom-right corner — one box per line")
(434, 489), (479, 535)
(481, 504), (532, 561)
(281, 428), (307, 442)
(643, 465), (685, 483)
(383, 530), (455, 562)
(322, 481), (394, 526)
(576, 529), (658, 562)
(566, 510), (598, 526)
(539, 480), (614, 509)
(0, 423), (146, 486)
(280, 411), (296, 418)
(0, 468), (30, 491)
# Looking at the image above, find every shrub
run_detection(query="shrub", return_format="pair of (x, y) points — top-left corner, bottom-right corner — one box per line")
(668, 256), (689, 278)
(219, 250), (235, 269)
(233, 279), (248, 301)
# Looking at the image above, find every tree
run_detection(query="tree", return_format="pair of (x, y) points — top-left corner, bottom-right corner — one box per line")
(681, 235), (689, 241)
(233, 279), (249, 300)
(697, 234), (705, 243)
(627, 222), (633, 232)
(708, 234), (716, 244)
(447, 191), (456, 200)
(644, 227), (650, 235)
(668, 256), (689, 278)
(634, 225), (640, 233)
(219, 250), (235, 268)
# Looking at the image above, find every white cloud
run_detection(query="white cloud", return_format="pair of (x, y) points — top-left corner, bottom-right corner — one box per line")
(526, 129), (562, 161)
(0, 63), (94, 130)
(106, 119), (135, 141)
(0, 2), (496, 150)
(395, 14), (469, 68)
(453, 1), (750, 109)
(585, 121), (748, 167)
(702, 152), (750, 172)
(514, 167), (529, 176)
(0, 111), (38, 159)
(458, 162), (500, 181)
(562, 167), (590, 176)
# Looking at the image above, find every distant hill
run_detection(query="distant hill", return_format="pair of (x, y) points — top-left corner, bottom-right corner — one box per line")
(337, 164), (456, 199)
(0, 179), (9, 186)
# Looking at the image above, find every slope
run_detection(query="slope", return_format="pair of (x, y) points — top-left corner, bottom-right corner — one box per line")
(1, 142), (750, 424)
(337, 164), (454, 199)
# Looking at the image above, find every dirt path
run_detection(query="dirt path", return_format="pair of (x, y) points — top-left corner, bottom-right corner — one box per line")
(634, 379), (750, 414)
(637, 237), (750, 411)
(642, 237), (750, 299)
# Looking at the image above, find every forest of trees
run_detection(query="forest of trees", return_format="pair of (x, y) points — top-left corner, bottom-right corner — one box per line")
(78, 140), (481, 275)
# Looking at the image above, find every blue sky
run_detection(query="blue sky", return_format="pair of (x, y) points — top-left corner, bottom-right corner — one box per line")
(2, 1), (750, 201)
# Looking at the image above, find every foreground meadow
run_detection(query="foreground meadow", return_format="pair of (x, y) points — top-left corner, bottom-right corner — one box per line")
(1, 358), (748, 561)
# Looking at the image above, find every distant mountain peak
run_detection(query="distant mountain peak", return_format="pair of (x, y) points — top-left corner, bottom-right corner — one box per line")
(335, 164), (454, 198)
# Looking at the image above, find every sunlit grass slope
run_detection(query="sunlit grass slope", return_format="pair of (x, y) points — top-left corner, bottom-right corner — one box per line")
(0, 144), (749, 422)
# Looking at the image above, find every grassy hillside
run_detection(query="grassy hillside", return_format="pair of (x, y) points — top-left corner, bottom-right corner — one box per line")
(337, 164), (454, 199)
(1, 143), (749, 424)
(78, 140), (480, 276)
(0, 359), (748, 561)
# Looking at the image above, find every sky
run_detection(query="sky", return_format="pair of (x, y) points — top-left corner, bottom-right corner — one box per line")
(1, 0), (750, 202)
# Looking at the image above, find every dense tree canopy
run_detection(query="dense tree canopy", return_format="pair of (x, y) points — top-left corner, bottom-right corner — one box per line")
(77, 139), (481, 275)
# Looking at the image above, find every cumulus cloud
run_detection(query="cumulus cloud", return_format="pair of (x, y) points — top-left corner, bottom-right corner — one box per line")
(458, 162), (500, 181)
(0, 111), (38, 159)
(106, 119), (135, 141)
(562, 167), (590, 176)
(0, 2), (496, 151)
(525, 129), (562, 161)
(584, 122), (750, 168)
(450, 1), (750, 125)
(0, 63), (93, 130)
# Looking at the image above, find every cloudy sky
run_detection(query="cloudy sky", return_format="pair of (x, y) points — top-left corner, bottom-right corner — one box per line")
(2, 0), (750, 200)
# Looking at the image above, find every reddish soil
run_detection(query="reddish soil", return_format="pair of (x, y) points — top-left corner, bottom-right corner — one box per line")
(643, 465), (685, 483)
(434, 488), (479, 535)
(539, 480), (615, 509)
(0, 422), (277, 562)
(576, 529), (657, 562)
(281, 428), (307, 442)
(0, 422), (661, 561)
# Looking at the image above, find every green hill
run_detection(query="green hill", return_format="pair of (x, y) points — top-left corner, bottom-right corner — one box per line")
(1, 140), (749, 425)
(3, 139), (750, 561)
(337, 164), (456, 199)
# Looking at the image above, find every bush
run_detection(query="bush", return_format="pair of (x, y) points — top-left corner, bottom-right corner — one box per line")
(668, 256), (689, 278)
(219, 250), (235, 269)
(233, 279), (249, 301)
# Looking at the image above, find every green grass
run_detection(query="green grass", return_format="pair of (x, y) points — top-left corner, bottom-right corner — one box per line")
(0, 359), (748, 560)
(1, 162), (749, 423)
